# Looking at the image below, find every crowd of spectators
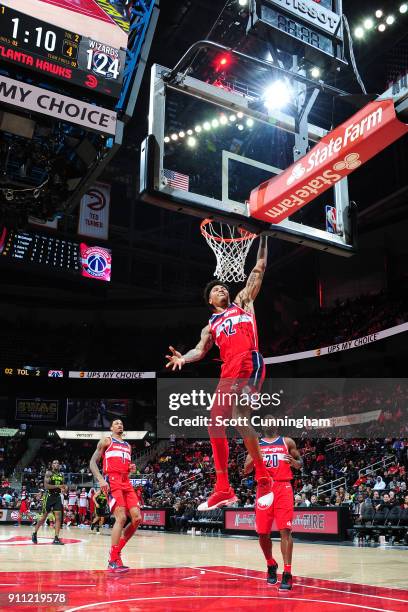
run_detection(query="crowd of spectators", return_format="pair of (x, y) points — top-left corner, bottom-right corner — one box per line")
(272, 291), (408, 356)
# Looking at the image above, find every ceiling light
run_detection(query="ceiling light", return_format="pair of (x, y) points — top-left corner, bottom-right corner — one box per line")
(386, 15), (395, 24)
(375, 10), (383, 18)
(195, 125), (202, 133)
(263, 81), (292, 110)
(311, 67), (321, 78)
(354, 26), (365, 38)
(378, 23), (386, 31)
(400, 4), (408, 14)
(187, 136), (197, 148)
(363, 18), (374, 29)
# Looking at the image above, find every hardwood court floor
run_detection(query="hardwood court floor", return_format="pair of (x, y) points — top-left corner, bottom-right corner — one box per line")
(0, 526), (407, 611)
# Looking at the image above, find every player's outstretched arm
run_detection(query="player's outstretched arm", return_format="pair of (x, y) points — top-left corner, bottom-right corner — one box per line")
(165, 325), (213, 371)
(89, 438), (110, 491)
(235, 235), (268, 308)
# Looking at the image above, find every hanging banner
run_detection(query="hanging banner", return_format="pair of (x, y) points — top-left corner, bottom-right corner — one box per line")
(78, 183), (110, 240)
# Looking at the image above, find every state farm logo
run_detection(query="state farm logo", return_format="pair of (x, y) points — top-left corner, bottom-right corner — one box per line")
(287, 163), (306, 186)
(333, 152), (362, 171)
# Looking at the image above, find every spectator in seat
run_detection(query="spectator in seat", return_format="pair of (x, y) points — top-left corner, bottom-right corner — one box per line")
(373, 476), (386, 491)
(375, 493), (393, 512)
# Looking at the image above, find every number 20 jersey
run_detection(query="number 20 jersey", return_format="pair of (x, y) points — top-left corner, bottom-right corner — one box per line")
(259, 436), (293, 481)
(209, 303), (259, 363)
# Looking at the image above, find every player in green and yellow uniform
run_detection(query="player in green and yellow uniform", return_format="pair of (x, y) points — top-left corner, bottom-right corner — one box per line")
(91, 489), (109, 533)
(32, 459), (67, 544)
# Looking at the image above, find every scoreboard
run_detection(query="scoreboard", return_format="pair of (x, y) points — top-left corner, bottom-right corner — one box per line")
(0, 227), (112, 281)
(249, 0), (345, 66)
(0, 3), (126, 97)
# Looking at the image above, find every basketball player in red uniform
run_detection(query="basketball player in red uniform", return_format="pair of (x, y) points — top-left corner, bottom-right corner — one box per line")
(18, 488), (30, 525)
(90, 419), (141, 573)
(166, 236), (272, 510)
(244, 417), (302, 591)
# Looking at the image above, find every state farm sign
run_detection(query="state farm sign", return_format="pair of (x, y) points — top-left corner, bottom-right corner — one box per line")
(249, 99), (408, 224)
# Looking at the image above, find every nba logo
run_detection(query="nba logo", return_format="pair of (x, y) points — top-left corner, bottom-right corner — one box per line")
(325, 206), (337, 234)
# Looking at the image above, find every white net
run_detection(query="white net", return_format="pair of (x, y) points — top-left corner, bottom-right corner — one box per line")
(200, 220), (257, 283)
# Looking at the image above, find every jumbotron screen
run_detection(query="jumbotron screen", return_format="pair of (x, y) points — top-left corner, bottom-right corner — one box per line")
(0, 0), (129, 97)
(0, 226), (112, 281)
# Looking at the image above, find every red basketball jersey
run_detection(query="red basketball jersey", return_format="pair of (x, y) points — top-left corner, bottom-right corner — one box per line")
(209, 303), (259, 362)
(102, 436), (131, 475)
(259, 436), (293, 481)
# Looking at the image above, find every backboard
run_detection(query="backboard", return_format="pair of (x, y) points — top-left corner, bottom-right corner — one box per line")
(140, 63), (356, 256)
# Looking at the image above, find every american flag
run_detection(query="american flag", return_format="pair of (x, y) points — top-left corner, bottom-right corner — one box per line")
(163, 169), (190, 191)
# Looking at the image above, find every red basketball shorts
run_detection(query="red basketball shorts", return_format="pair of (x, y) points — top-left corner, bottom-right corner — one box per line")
(78, 506), (87, 516)
(255, 481), (294, 533)
(19, 501), (28, 514)
(105, 472), (140, 513)
(210, 350), (266, 428)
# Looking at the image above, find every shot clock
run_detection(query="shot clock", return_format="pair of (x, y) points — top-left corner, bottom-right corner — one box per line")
(0, 3), (126, 98)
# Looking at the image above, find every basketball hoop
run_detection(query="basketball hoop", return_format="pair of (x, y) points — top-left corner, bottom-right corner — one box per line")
(200, 219), (257, 283)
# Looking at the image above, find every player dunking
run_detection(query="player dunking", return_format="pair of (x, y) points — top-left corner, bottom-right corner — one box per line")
(244, 416), (302, 591)
(166, 236), (272, 510)
(90, 419), (141, 573)
(32, 459), (67, 545)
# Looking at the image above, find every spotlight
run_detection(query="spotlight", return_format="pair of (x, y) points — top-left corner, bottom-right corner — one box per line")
(386, 15), (395, 24)
(211, 119), (220, 128)
(229, 114), (237, 122)
(363, 18), (374, 29)
(215, 53), (232, 72)
(187, 136), (197, 148)
(378, 23), (386, 31)
(311, 67), (321, 78)
(375, 9), (383, 18)
(187, 129), (193, 135)
(195, 125), (202, 133)
(164, 136), (170, 143)
(354, 26), (364, 38)
(237, 111), (244, 119)
(400, 4), (408, 14)
(263, 81), (292, 110)
(171, 133), (178, 141)
(238, 0), (248, 6)
(203, 121), (211, 131)
(246, 118), (254, 127)
(237, 124), (244, 131)
(179, 131), (185, 138)
(219, 115), (228, 125)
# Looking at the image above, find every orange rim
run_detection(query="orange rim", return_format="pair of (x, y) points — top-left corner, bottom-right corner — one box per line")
(200, 219), (257, 243)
